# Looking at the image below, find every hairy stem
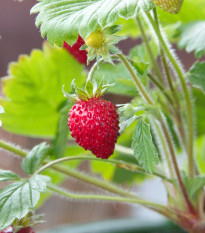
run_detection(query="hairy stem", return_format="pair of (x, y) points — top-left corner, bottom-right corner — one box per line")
(145, 11), (195, 178)
(160, 119), (196, 215)
(48, 184), (172, 219)
(118, 53), (195, 215)
(153, 7), (186, 150)
(136, 16), (163, 83)
(118, 53), (154, 105)
(0, 139), (143, 198)
(35, 155), (170, 182)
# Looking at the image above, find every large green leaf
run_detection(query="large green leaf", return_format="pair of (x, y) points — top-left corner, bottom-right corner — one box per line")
(187, 62), (205, 94)
(31, 0), (145, 46)
(131, 119), (159, 173)
(0, 175), (50, 230)
(195, 135), (205, 174)
(0, 43), (86, 137)
(177, 21), (205, 58)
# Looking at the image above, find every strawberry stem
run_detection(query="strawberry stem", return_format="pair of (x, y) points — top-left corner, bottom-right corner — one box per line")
(145, 11), (195, 178)
(48, 184), (175, 220)
(136, 16), (163, 83)
(34, 155), (171, 182)
(118, 52), (196, 216)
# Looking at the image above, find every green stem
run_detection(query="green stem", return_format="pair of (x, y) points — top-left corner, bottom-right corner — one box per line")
(118, 53), (154, 105)
(147, 73), (174, 105)
(0, 139), (140, 199)
(48, 184), (172, 219)
(153, 8), (186, 150)
(86, 58), (104, 83)
(145, 11), (195, 178)
(118, 53), (196, 215)
(0, 140), (28, 157)
(136, 16), (163, 83)
(35, 155), (170, 182)
(160, 119), (196, 215)
(115, 144), (133, 156)
(86, 55), (119, 83)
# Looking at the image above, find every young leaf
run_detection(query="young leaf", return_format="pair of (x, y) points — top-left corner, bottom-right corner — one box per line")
(0, 175), (50, 230)
(31, 0), (142, 46)
(187, 62), (205, 94)
(131, 119), (159, 173)
(184, 176), (205, 202)
(177, 21), (205, 58)
(0, 169), (20, 182)
(22, 142), (49, 175)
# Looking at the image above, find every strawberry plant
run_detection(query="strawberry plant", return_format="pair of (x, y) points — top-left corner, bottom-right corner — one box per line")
(1, 0), (205, 232)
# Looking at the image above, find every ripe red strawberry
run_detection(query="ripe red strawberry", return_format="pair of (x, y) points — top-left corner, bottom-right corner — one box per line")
(63, 35), (87, 65)
(68, 97), (119, 159)
(17, 227), (35, 233)
(151, 0), (183, 14)
(0, 226), (14, 233)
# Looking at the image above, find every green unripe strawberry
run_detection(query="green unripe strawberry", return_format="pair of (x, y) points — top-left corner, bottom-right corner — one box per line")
(151, 0), (183, 14)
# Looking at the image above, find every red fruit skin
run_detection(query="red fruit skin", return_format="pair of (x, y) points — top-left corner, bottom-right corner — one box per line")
(17, 227), (35, 233)
(68, 97), (120, 159)
(63, 36), (87, 65)
(0, 226), (14, 233)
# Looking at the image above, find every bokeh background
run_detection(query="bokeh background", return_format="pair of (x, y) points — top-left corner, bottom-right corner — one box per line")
(0, 1), (197, 232)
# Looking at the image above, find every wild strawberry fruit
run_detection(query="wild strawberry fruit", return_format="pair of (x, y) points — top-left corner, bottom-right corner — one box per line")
(63, 35), (87, 65)
(17, 227), (35, 233)
(0, 226), (14, 233)
(151, 0), (183, 14)
(65, 80), (119, 159)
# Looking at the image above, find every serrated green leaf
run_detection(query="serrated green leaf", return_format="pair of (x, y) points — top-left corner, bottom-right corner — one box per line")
(177, 21), (205, 58)
(184, 176), (205, 203)
(0, 170), (20, 182)
(119, 115), (139, 135)
(31, 0), (143, 46)
(0, 43), (85, 137)
(0, 175), (50, 230)
(187, 62), (205, 94)
(131, 119), (159, 173)
(22, 142), (49, 175)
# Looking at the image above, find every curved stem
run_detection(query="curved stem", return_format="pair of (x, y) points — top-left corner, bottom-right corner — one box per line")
(136, 16), (163, 83)
(0, 139), (141, 198)
(145, 11), (195, 178)
(34, 155), (170, 182)
(153, 7), (186, 150)
(86, 58), (104, 83)
(115, 144), (133, 155)
(48, 184), (173, 219)
(117, 53), (196, 215)
(160, 119), (196, 215)
(86, 55), (119, 83)
(118, 53), (154, 105)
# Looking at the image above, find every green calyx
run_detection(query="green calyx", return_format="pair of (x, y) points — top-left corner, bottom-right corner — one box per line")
(62, 79), (114, 102)
(80, 25), (122, 65)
